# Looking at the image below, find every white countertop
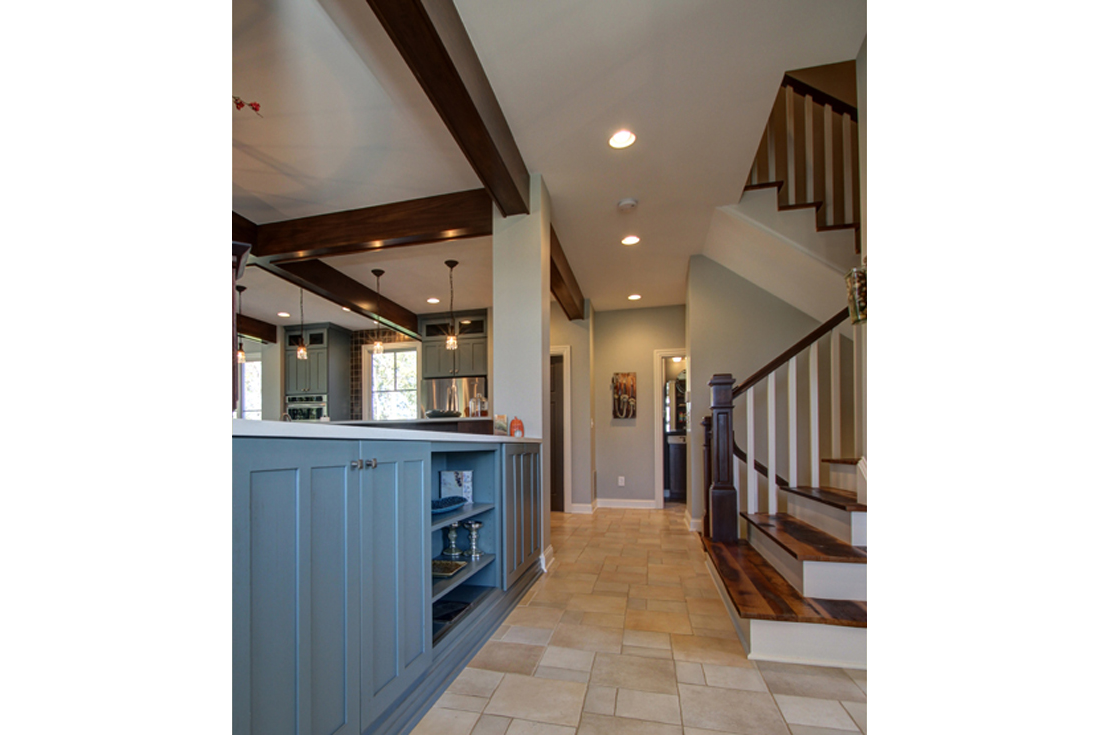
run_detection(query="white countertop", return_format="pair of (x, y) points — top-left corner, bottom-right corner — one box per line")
(233, 419), (539, 444)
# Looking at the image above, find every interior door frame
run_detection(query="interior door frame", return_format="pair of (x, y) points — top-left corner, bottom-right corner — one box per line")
(653, 348), (687, 510)
(549, 345), (572, 513)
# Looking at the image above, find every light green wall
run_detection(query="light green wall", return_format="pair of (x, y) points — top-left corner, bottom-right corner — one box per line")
(592, 305), (686, 504)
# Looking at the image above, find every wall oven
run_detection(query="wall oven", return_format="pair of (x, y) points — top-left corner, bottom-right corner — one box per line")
(286, 394), (328, 422)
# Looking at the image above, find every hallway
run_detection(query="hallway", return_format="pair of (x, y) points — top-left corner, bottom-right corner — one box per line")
(412, 505), (867, 734)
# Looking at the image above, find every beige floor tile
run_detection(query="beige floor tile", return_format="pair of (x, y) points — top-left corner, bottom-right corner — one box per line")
(787, 726), (865, 735)
(471, 714), (511, 735)
(591, 582), (630, 595)
(502, 626), (554, 646)
(702, 663), (767, 691)
(841, 701), (867, 733)
(624, 609), (693, 635)
(589, 652), (678, 695)
(622, 629), (671, 649)
(582, 685), (616, 715)
(756, 661), (866, 702)
(504, 720), (577, 735)
(689, 613), (734, 631)
(690, 626), (740, 641)
(548, 623), (623, 653)
(539, 646), (595, 672)
(620, 645), (673, 659)
(628, 585), (687, 601)
(558, 610), (585, 625)
(491, 625), (510, 641)
(505, 606), (565, 630)
(541, 578), (596, 595)
(581, 612), (625, 628)
(565, 594), (628, 614)
(412, 707), (480, 735)
(773, 694), (859, 731)
(675, 661), (705, 685)
(678, 683), (789, 735)
(483, 674), (586, 727)
(683, 726), (746, 735)
(597, 571), (648, 585)
(469, 642), (547, 676)
(614, 687), (682, 726)
(844, 668), (867, 695)
(576, 713), (682, 735)
(438, 692), (490, 713)
(646, 599), (689, 614)
(535, 666), (590, 684)
(670, 633), (752, 667)
(626, 597), (646, 611)
(449, 667), (505, 698)
(685, 598), (728, 616)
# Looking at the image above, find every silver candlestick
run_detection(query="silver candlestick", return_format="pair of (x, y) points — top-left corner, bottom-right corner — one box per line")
(442, 522), (463, 559)
(463, 520), (483, 560)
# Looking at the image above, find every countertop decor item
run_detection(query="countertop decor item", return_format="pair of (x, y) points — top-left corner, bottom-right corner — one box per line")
(509, 417), (524, 438)
(442, 522), (463, 558)
(441, 470), (473, 502)
(494, 415), (508, 435)
(431, 496), (468, 514)
(426, 409), (462, 419)
(462, 520), (483, 560)
(431, 559), (467, 578)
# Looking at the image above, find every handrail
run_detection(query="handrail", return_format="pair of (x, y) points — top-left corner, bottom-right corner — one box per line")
(781, 74), (859, 121)
(731, 308), (849, 401)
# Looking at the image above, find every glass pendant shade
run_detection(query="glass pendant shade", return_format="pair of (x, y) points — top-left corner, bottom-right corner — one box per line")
(446, 334), (458, 350)
(296, 288), (308, 359)
(373, 339), (384, 355)
(297, 343), (308, 360)
(237, 343), (246, 364)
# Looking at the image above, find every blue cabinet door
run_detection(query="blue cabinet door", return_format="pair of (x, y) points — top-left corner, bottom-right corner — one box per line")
(502, 444), (541, 589)
(357, 440), (432, 728)
(233, 438), (361, 735)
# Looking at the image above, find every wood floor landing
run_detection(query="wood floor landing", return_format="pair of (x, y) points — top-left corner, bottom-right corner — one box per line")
(703, 537), (867, 628)
(742, 513), (867, 564)
(785, 485), (867, 512)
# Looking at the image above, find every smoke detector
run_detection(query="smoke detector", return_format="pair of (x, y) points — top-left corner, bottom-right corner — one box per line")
(618, 198), (638, 213)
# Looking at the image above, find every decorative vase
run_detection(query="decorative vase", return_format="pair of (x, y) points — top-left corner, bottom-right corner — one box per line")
(442, 522), (463, 559)
(463, 520), (483, 560)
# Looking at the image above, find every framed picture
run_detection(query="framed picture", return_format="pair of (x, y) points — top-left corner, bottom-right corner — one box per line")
(440, 470), (473, 502)
(611, 372), (637, 419)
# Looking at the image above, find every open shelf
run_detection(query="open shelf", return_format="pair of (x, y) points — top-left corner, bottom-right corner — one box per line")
(432, 584), (495, 645)
(430, 502), (495, 531)
(431, 553), (496, 602)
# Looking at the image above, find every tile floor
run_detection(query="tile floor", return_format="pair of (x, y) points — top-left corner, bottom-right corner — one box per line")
(412, 504), (867, 735)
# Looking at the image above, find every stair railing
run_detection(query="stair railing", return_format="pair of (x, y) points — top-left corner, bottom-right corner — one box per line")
(745, 75), (861, 252)
(706, 307), (856, 542)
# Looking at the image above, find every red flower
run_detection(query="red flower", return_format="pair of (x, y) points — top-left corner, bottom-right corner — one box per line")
(248, 102), (260, 112)
(234, 97), (245, 110)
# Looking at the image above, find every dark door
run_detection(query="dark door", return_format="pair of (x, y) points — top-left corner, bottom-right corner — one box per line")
(550, 355), (564, 512)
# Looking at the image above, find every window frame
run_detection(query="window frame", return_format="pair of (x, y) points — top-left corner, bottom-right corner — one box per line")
(363, 342), (421, 421)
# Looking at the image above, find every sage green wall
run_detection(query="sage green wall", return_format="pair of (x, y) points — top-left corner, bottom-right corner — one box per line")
(687, 254), (830, 524)
(593, 305), (685, 504)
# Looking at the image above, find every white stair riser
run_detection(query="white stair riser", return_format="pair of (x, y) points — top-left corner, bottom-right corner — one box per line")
(784, 492), (866, 547)
(705, 557), (866, 669)
(748, 526), (866, 601)
(827, 463), (857, 492)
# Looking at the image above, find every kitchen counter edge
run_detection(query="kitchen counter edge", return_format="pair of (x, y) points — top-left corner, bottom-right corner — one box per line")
(232, 418), (540, 444)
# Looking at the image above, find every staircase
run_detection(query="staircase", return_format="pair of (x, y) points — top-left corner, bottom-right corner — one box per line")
(701, 307), (867, 669)
(744, 74), (862, 257)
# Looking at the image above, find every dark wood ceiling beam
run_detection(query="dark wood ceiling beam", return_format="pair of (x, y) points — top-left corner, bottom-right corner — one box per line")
(550, 226), (586, 321)
(237, 314), (278, 344)
(255, 258), (420, 337)
(251, 189), (492, 261)
(366, 0), (530, 216)
(233, 211), (258, 247)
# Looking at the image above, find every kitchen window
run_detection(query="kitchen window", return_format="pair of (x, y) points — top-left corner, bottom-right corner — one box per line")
(368, 347), (418, 420)
(239, 356), (263, 421)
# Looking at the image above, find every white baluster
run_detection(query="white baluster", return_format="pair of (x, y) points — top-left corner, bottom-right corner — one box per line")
(746, 386), (757, 514)
(767, 372), (777, 514)
(823, 103), (834, 225)
(830, 328), (841, 460)
(788, 357), (798, 490)
(809, 340), (821, 487)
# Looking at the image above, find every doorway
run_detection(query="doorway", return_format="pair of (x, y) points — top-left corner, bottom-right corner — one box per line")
(656, 353), (688, 504)
(550, 354), (564, 512)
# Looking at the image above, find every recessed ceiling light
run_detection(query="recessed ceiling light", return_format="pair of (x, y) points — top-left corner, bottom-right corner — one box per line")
(427, 297), (440, 304)
(621, 235), (640, 245)
(609, 129), (636, 149)
(277, 312), (290, 318)
(628, 294), (641, 301)
(460, 319), (472, 325)
(342, 307), (351, 312)
(672, 356), (683, 363)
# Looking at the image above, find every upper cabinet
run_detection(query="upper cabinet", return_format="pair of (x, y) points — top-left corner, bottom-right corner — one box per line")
(284, 323), (352, 419)
(419, 311), (488, 379)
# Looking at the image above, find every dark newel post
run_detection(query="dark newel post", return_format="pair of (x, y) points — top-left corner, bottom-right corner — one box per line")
(708, 374), (739, 542)
(701, 416), (712, 538)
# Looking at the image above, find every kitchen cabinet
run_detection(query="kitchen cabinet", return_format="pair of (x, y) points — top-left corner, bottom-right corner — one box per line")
(233, 437), (430, 735)
(502, 443), (541, 589)
(283, 323), (351, 419)
(233, 427), (542, 735)
(421, 337), (487, 379)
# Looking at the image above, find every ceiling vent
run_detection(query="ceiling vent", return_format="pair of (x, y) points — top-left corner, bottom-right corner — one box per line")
(618, 198), (638, 213)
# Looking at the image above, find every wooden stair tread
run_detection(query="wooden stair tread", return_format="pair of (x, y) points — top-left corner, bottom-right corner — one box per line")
(703, 537), (866, 628)
(742, 513), (867, 564)
(821, 457), (861, 465)
(784, 485), (866, 512)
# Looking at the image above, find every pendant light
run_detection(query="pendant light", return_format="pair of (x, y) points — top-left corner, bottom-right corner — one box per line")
(372, 269), (386, 355)
(296, 288), (308, 360)
(236, 285), (247, 364)
(445, 260), (459, 351)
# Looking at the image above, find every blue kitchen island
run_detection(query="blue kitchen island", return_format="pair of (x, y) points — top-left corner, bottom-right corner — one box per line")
(233, 420), (542, 735)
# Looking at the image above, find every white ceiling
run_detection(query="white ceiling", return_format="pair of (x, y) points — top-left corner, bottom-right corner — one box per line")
(232, 0), (866, 323)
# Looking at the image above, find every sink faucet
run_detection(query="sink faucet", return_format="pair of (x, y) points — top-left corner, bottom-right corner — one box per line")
(281, 413), (292, 422)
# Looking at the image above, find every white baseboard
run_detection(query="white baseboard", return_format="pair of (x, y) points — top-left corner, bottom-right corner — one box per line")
(684, 509), (703, 532)
(568, 501), (597, 514)
(540, 544), (555, 573)
(596, 498), (659, 510)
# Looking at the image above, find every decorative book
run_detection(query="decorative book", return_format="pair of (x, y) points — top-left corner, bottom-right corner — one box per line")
(440, 470), (473, 503)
